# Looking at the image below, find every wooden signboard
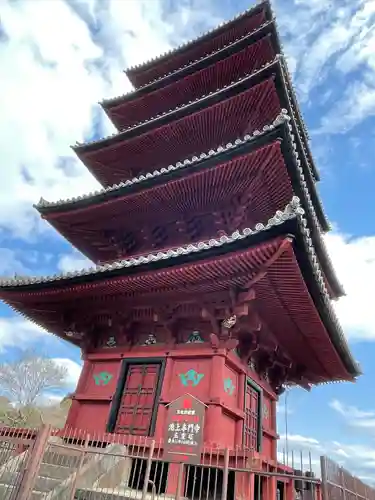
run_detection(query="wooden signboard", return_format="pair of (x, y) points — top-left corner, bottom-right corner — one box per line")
(164, 394), (206, 465)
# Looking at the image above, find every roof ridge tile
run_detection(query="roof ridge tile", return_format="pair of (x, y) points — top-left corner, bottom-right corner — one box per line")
(37, 111), (289, 209)
(126, 0), (269, 74)
(102, 18), (274, 105)
(3, 196), (302, 287)
(74, 55), (280, 151)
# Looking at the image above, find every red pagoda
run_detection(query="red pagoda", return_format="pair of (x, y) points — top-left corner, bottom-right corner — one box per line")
(0, 0), (359, 494)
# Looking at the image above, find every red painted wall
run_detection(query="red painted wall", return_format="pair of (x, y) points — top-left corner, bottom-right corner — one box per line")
(66, 345), (278, 458)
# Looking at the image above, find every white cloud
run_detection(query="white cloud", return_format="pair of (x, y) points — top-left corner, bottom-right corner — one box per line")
(0, 0), (373, 244)
(52, 357), (83, 388)
(0, 317), (48, 352)
(324, 231), (375, 342)
(0, 248), (29, 277)
(58, 252), (92, 273)
(0, 0), (215, 240)
(277, 403), (294, 415)
(275, 0), (375, 132)
(330, 399), (375, 430)
(277, 432), (375, 485)
(330, 399), (375, 419)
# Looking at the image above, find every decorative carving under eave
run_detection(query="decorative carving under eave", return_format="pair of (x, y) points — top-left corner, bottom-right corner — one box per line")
(143, 333), (157, 345)
(237, 334), (260, 365)
(209, 333), (238, 351)
(289, 364), (311, 392)
(64, 321), (84, 341)
(153, 306), (180, 343)
(106, 336), (117, 348)
(201, 305), (220, 335)
(222, 314), (237, 330)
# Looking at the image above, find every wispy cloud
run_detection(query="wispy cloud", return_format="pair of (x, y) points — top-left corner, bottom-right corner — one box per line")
(0, 317), (48, 352)
(278, 432), (375, 485)
(52, 357), (83, 388)
(0, 0), (374, 242)
(275, 0), (375, 133)
(330, 399), (375, 431)
(0, 0), (216, 240)
(324, 230), (375, 342)
(58, 251), (92, 273)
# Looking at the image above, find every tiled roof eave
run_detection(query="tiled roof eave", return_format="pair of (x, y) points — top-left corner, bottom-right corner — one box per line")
(38, 111), (290, 210)
(73, 56), (281, 153)
(102, 17), (315, 185)
(76, 55), (319, 195)
(281, 114), (343, 297)
(10, 198), (303, 288)
(101, 19), (276, 108)
(0, 198), (361, 379)
(39, 109), (342, 297)
(125, 0), (270, 75)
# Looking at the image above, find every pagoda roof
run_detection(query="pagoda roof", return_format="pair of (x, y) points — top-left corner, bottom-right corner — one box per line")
(37, 118), (342, 297)
(102, 23), (277, 128)
(125, 0), (272, 88)
(74, 57), (318, 189)
(0, 200), (360, 384)
(101, 29), (280, 130)
(102, 7), (313, 182)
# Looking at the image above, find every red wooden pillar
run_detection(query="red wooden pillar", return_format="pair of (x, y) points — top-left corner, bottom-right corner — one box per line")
(235, 470), (254, 500)
(210, 354), (224, 398)
(15, 424), (52, 500)
(206, 355), (224, 444)
(285, 478), (295, 500)
(206, 405), (222, 444)
(265, 475), (277, 500)
(236, 372), (246, 445)
(66, 359), (91, 428)
(160, 356), (174, 402)
(166, 462), (185, 497)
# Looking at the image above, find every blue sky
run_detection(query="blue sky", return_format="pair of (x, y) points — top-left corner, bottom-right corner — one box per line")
(1, 0), (375, 484)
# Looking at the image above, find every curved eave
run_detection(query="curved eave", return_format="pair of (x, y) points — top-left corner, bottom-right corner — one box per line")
(78, 55), (322, 187)
(0, 202), (360, 379)
(74, 59), (282, 152)
(102, 20), (277, 110)
(75, 59), (327, 225)
(39, 118), (289, 212)
(102, 13), (317, 184)
(39, 120), (343, 299)
(125, 1), (272, 86)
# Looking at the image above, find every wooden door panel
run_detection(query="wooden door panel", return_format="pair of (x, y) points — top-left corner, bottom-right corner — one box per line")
(115, 363), (160, 436)
(244, 382), (260, 450)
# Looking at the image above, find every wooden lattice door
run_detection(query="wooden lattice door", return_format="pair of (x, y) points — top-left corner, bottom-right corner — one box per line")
(115, 363), (161, 436)
(244, 380), (261, 450)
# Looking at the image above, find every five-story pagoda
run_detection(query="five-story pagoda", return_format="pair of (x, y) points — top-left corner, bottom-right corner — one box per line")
(0, 0), (359, 469)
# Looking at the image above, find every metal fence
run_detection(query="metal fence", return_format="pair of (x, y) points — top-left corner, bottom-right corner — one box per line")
(0, 425), (372, 500)
(320, 456), (375, 500)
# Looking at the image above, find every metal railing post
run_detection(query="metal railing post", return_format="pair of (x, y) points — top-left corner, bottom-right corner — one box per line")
(175, 462), (184, 500)
(221, 448), (230, 500)
(320, 456), (328, 500)
(142, 440), (155, 500)
(15, 424), (52, 500)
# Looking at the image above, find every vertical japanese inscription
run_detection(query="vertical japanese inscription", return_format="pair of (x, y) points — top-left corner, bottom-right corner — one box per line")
(164, 395), (205, 465)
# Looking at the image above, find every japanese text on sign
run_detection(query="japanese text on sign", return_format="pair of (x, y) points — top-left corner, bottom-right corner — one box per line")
(164, 395), (206, 465)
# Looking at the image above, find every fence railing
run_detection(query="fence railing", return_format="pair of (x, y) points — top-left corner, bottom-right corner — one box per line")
(320, 456), (375, 500)
(0, 425), (372, 500)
